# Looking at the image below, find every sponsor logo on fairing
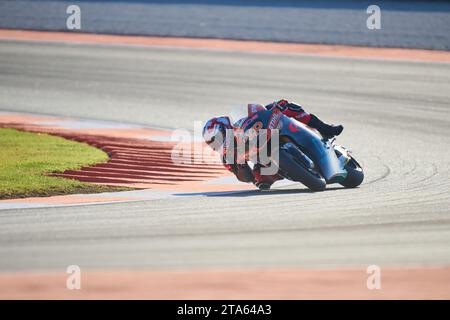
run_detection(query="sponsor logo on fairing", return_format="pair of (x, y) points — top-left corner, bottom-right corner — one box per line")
(268, 109), (282, 129)
(289, 122), (300, 132)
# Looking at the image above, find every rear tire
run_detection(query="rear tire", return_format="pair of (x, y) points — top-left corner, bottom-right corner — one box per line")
(340, 157), (364, 188)
(278, 148), (326, 191)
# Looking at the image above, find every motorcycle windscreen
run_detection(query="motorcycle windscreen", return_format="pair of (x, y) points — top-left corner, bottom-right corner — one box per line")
(280, 117), (347, 182)
(228, 104), (267, 128)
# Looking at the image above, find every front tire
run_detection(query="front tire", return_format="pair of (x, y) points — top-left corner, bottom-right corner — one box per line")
(340, 157), (364, 188)
(278, 147), (326, 191)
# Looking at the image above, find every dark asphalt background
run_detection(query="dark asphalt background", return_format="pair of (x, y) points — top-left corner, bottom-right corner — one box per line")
(0, 0), (450, 50)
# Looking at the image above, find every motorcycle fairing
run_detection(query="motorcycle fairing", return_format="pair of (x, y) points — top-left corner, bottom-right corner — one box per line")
(238, 109), (347, 183)
(278, 116), (348, 183)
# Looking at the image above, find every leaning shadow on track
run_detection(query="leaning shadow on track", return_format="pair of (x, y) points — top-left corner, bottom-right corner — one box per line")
(174, 186), (344, 197)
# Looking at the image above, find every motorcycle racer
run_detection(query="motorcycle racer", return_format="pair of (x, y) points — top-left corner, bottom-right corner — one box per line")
(203, 99), (344, 190)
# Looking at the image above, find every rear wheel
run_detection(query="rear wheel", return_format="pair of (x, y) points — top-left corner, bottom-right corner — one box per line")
(278, 145), (326, 191)
(340, 157), (364, 188)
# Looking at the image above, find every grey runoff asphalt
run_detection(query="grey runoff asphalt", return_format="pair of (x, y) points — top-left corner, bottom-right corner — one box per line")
(0, 0), (450, 50)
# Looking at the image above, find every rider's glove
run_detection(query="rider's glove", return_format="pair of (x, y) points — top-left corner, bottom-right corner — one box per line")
(222, 154), (254, 183)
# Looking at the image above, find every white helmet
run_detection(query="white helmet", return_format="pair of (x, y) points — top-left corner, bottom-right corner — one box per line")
(202, 116), (233, 150)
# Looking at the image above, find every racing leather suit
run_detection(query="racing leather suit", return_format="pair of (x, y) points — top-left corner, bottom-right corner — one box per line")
(224, 99), (343, 190)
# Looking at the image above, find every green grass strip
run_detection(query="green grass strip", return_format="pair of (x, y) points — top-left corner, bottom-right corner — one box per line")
(0, 128), (129, 199)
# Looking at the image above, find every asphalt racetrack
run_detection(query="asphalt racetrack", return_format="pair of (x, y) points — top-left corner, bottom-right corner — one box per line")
(0, 40), (450, 272)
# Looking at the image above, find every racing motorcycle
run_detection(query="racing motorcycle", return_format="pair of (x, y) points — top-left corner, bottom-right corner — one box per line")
(231, 106), (364, 191)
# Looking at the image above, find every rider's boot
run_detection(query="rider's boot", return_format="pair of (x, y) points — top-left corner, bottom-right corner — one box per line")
(252, 164), (282, 190)
(308, 114), (344, 139)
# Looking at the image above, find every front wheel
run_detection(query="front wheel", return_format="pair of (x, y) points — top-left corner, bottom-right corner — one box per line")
(278, 147), (326, 191)
(340, 157), (364, 188)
